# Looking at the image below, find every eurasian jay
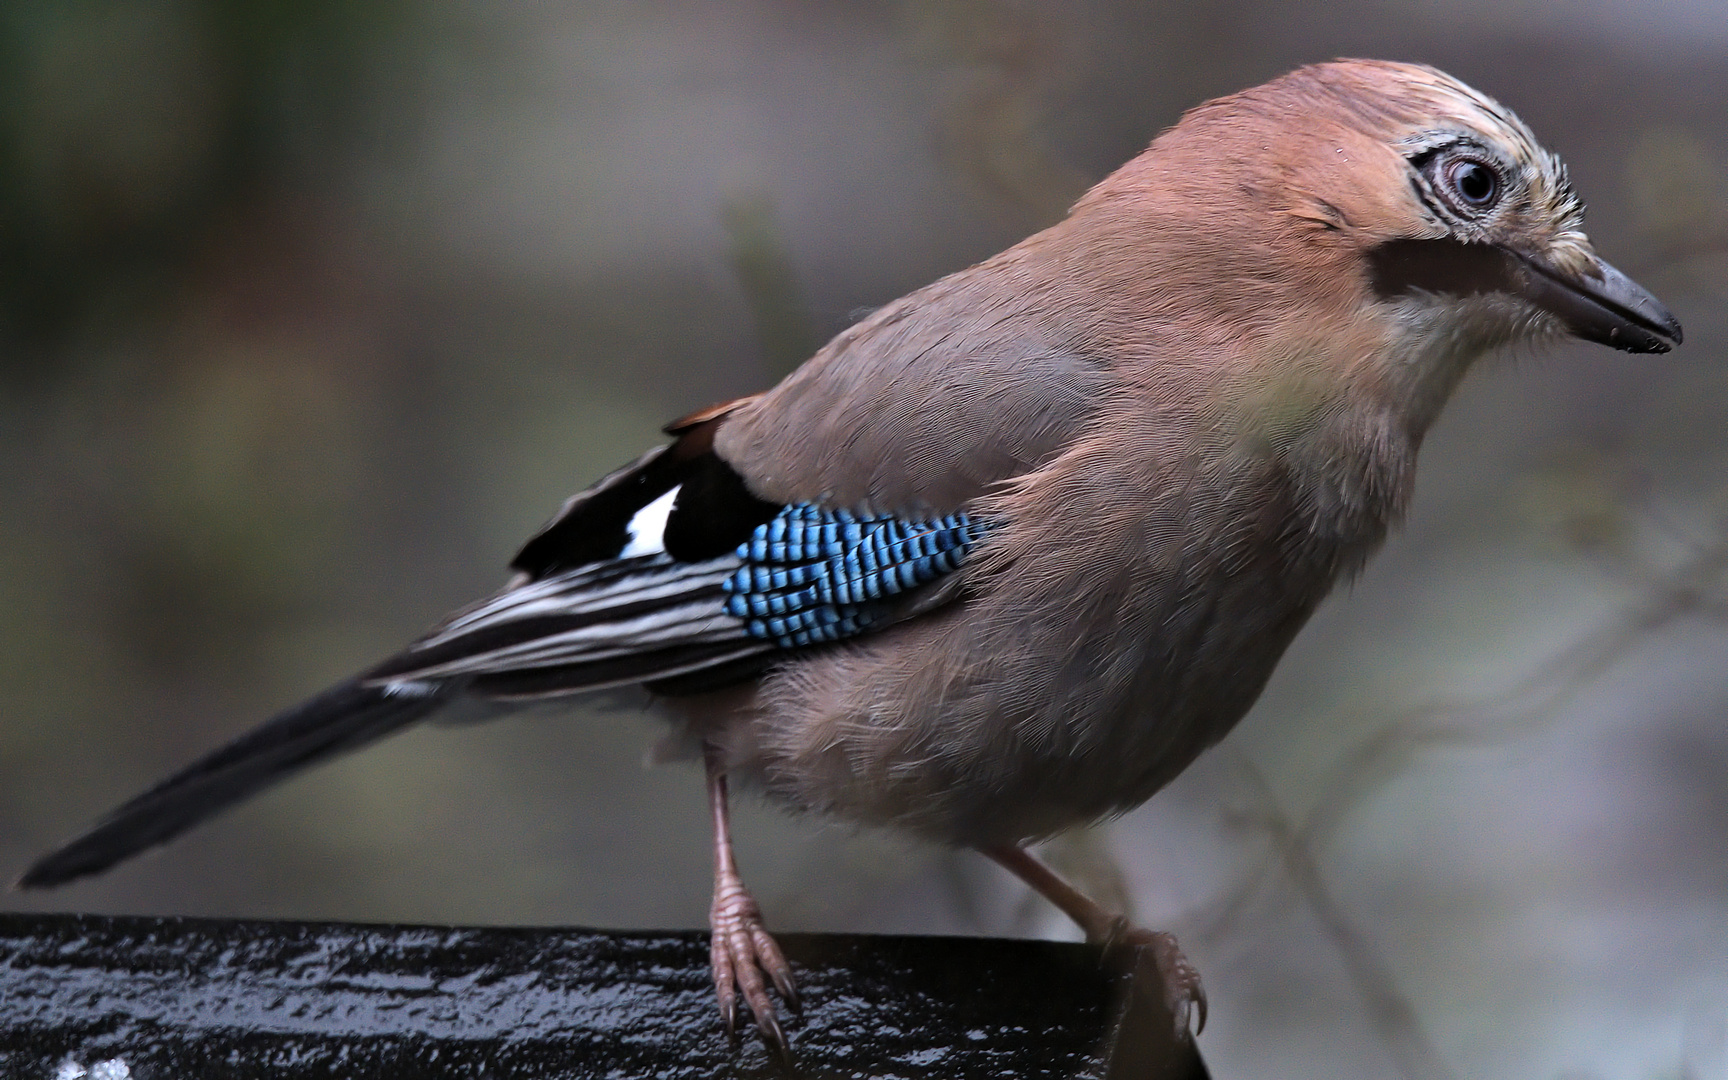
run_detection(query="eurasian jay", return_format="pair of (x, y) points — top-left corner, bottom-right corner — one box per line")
(19, 59), (1682, 1056)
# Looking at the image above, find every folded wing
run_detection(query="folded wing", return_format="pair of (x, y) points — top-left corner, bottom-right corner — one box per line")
(18, 412), (990, 888)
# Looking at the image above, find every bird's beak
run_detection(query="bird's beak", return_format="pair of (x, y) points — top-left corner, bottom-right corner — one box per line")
(1508, 249), (1682, 353)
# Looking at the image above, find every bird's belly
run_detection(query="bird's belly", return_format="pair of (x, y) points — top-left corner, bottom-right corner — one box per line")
(727, 576), (1321, 849)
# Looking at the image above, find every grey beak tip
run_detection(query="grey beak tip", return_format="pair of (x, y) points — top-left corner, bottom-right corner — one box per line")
(1619, 305), (1682, 354)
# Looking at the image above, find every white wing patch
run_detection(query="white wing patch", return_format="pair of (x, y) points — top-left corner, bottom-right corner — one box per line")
(620, 485), (680, 557)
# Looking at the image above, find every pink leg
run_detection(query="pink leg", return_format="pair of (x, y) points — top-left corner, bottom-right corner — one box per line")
(705, 744), (799, 1060)
(984, 844), (1207, 1035)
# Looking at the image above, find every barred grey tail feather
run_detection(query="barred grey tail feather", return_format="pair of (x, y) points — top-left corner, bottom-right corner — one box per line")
(15, 678), (452, 890)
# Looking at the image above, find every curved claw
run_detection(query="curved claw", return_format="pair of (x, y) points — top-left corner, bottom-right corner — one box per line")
(709, 884), (800, 1059)
(710, 930), (742, 1039)
(1112, 926), (1208, 1039)
(758, 1011), (793, 1070)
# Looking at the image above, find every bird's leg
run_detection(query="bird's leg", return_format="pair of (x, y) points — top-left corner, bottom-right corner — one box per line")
(704, 743), (799, 1060)
(983, 844), (1207, 1035)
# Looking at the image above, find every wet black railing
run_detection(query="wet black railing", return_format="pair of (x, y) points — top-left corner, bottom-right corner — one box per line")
(0, 913), (1208, 1078)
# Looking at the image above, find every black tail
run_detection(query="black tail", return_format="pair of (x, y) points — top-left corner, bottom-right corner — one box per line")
(16, 677), (452, 890)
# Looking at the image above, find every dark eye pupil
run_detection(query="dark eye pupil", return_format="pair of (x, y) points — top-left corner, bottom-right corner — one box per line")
(1453, 161), (1496, 205)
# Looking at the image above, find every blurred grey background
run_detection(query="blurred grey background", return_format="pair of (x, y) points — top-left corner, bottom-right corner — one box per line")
(2, 2), (1725, 1078)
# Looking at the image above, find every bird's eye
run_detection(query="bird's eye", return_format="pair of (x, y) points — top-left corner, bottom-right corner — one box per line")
(1443, 158), (1499, 210)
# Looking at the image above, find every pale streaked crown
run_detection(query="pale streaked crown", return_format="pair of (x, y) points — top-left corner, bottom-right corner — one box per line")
(1369, 62), (1590, 273)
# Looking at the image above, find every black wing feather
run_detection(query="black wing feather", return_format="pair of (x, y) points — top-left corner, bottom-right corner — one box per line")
(510, 444), (682, 578)
(511, 410), (778, 580)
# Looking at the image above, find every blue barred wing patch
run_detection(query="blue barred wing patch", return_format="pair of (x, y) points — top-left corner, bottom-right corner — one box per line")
(722, 505), (988, 648)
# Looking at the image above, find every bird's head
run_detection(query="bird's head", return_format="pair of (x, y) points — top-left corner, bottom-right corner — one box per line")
(1077, 60), (1681, 380)
(1312, 60), (1680, 360)
(1058, 60), (1684, 516)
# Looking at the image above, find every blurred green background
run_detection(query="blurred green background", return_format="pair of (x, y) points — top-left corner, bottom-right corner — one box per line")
(2, 3), (1725, 1078)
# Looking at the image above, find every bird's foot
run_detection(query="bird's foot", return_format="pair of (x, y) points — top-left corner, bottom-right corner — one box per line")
(1103, 919), (1207, 1037)
(710, 876), (800, 1063)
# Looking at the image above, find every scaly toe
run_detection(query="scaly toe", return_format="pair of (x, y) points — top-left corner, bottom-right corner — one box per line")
(710, 893), (800, 1058)
(750, 923), (801, 1013)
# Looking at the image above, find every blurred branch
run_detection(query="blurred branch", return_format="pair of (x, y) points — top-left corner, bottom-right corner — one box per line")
(1231, 758), (1459, 1080)
(1307, 518), (1728, 843)
(1215, 514), (1728, 942)
(1203, 508), (1728, 1076)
